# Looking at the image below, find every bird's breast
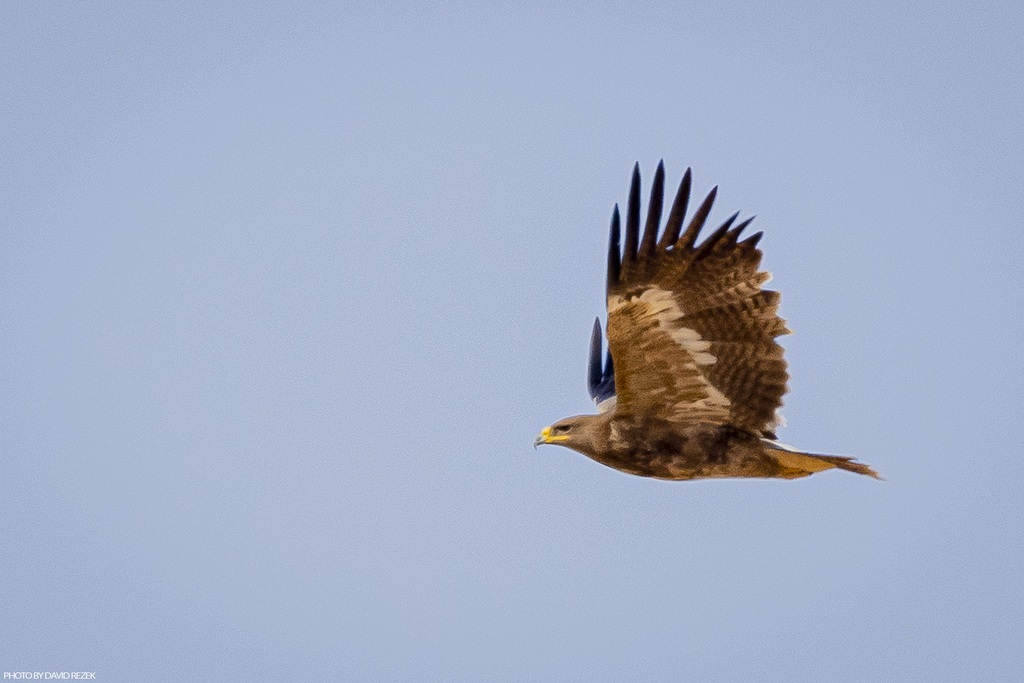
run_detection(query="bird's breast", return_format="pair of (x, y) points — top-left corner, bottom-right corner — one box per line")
(595, 421), (777, 480)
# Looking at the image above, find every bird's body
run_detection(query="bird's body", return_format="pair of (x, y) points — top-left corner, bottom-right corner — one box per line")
(534, 163), (879, 481)
(537, 413), (875, 480)
(540, 416), (775, 480)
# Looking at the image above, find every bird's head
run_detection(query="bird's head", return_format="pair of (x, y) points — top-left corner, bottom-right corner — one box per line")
(533, 415), (605, 456)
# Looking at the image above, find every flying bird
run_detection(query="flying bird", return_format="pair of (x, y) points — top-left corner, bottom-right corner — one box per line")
(534, 162), (879, 480)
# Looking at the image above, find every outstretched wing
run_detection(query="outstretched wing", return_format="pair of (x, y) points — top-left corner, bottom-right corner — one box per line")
(604, 162), (789, 433)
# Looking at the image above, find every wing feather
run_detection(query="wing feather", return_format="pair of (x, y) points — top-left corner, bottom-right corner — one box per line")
(587, 317), (616, 410)
(675, 186), (717, 252)
(623, 164), (641, 264)
(658, 166), (691, 249)
(639, 160), (665, 258)
(604, 164), (789, 432)
(606, 205), (621, 291)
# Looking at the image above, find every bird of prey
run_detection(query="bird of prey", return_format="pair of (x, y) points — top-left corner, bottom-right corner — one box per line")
(534, 162), (879, 480)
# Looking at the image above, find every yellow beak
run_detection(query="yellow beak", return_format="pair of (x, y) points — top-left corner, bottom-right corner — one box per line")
(533, 426), (568, 448)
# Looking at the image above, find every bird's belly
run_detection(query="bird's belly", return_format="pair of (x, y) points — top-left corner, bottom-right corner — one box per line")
(596, 424), (781, 480)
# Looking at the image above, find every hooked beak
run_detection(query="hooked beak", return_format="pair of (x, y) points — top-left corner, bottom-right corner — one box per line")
(534, 426), (569, 449)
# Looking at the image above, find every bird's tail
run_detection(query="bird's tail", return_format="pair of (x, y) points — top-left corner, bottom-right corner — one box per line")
(763, 442), (881, 480)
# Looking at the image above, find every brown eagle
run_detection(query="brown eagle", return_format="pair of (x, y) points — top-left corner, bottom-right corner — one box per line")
(534, 162), (879, 480)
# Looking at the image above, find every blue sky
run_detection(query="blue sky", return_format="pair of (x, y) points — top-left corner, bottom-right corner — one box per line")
(3, 2), (1023, 681)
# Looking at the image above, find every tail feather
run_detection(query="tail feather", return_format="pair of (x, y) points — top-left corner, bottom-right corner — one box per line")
(765, 445), (881, 480)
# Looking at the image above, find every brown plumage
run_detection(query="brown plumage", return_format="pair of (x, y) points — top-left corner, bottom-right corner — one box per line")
(534, 162), (879, 481)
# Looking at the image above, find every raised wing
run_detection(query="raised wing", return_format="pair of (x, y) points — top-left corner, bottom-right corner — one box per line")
(604, 162), (789, 433)
(587, 317), (616, 412)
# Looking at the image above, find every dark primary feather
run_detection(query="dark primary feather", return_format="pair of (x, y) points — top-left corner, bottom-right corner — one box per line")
(740, 229), (763, 248)
(623, 163), (641, 264)
(606, 206), (621, 293)
(639, 161), (665, 258)
(587, 317), (602, 396)
(587, 318), (616, 406)
(658, 166), (691, 250)
(672, 185), (717, 255)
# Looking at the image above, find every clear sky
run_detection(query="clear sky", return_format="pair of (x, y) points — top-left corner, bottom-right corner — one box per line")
(3, 2), (1023, 681)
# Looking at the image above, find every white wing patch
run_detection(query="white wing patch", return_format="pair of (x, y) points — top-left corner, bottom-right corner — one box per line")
(669, 326), (716, 366)
(609, 287), (730, 411)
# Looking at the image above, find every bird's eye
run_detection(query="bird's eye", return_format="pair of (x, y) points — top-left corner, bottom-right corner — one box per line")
(553, 425), (572, 434)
